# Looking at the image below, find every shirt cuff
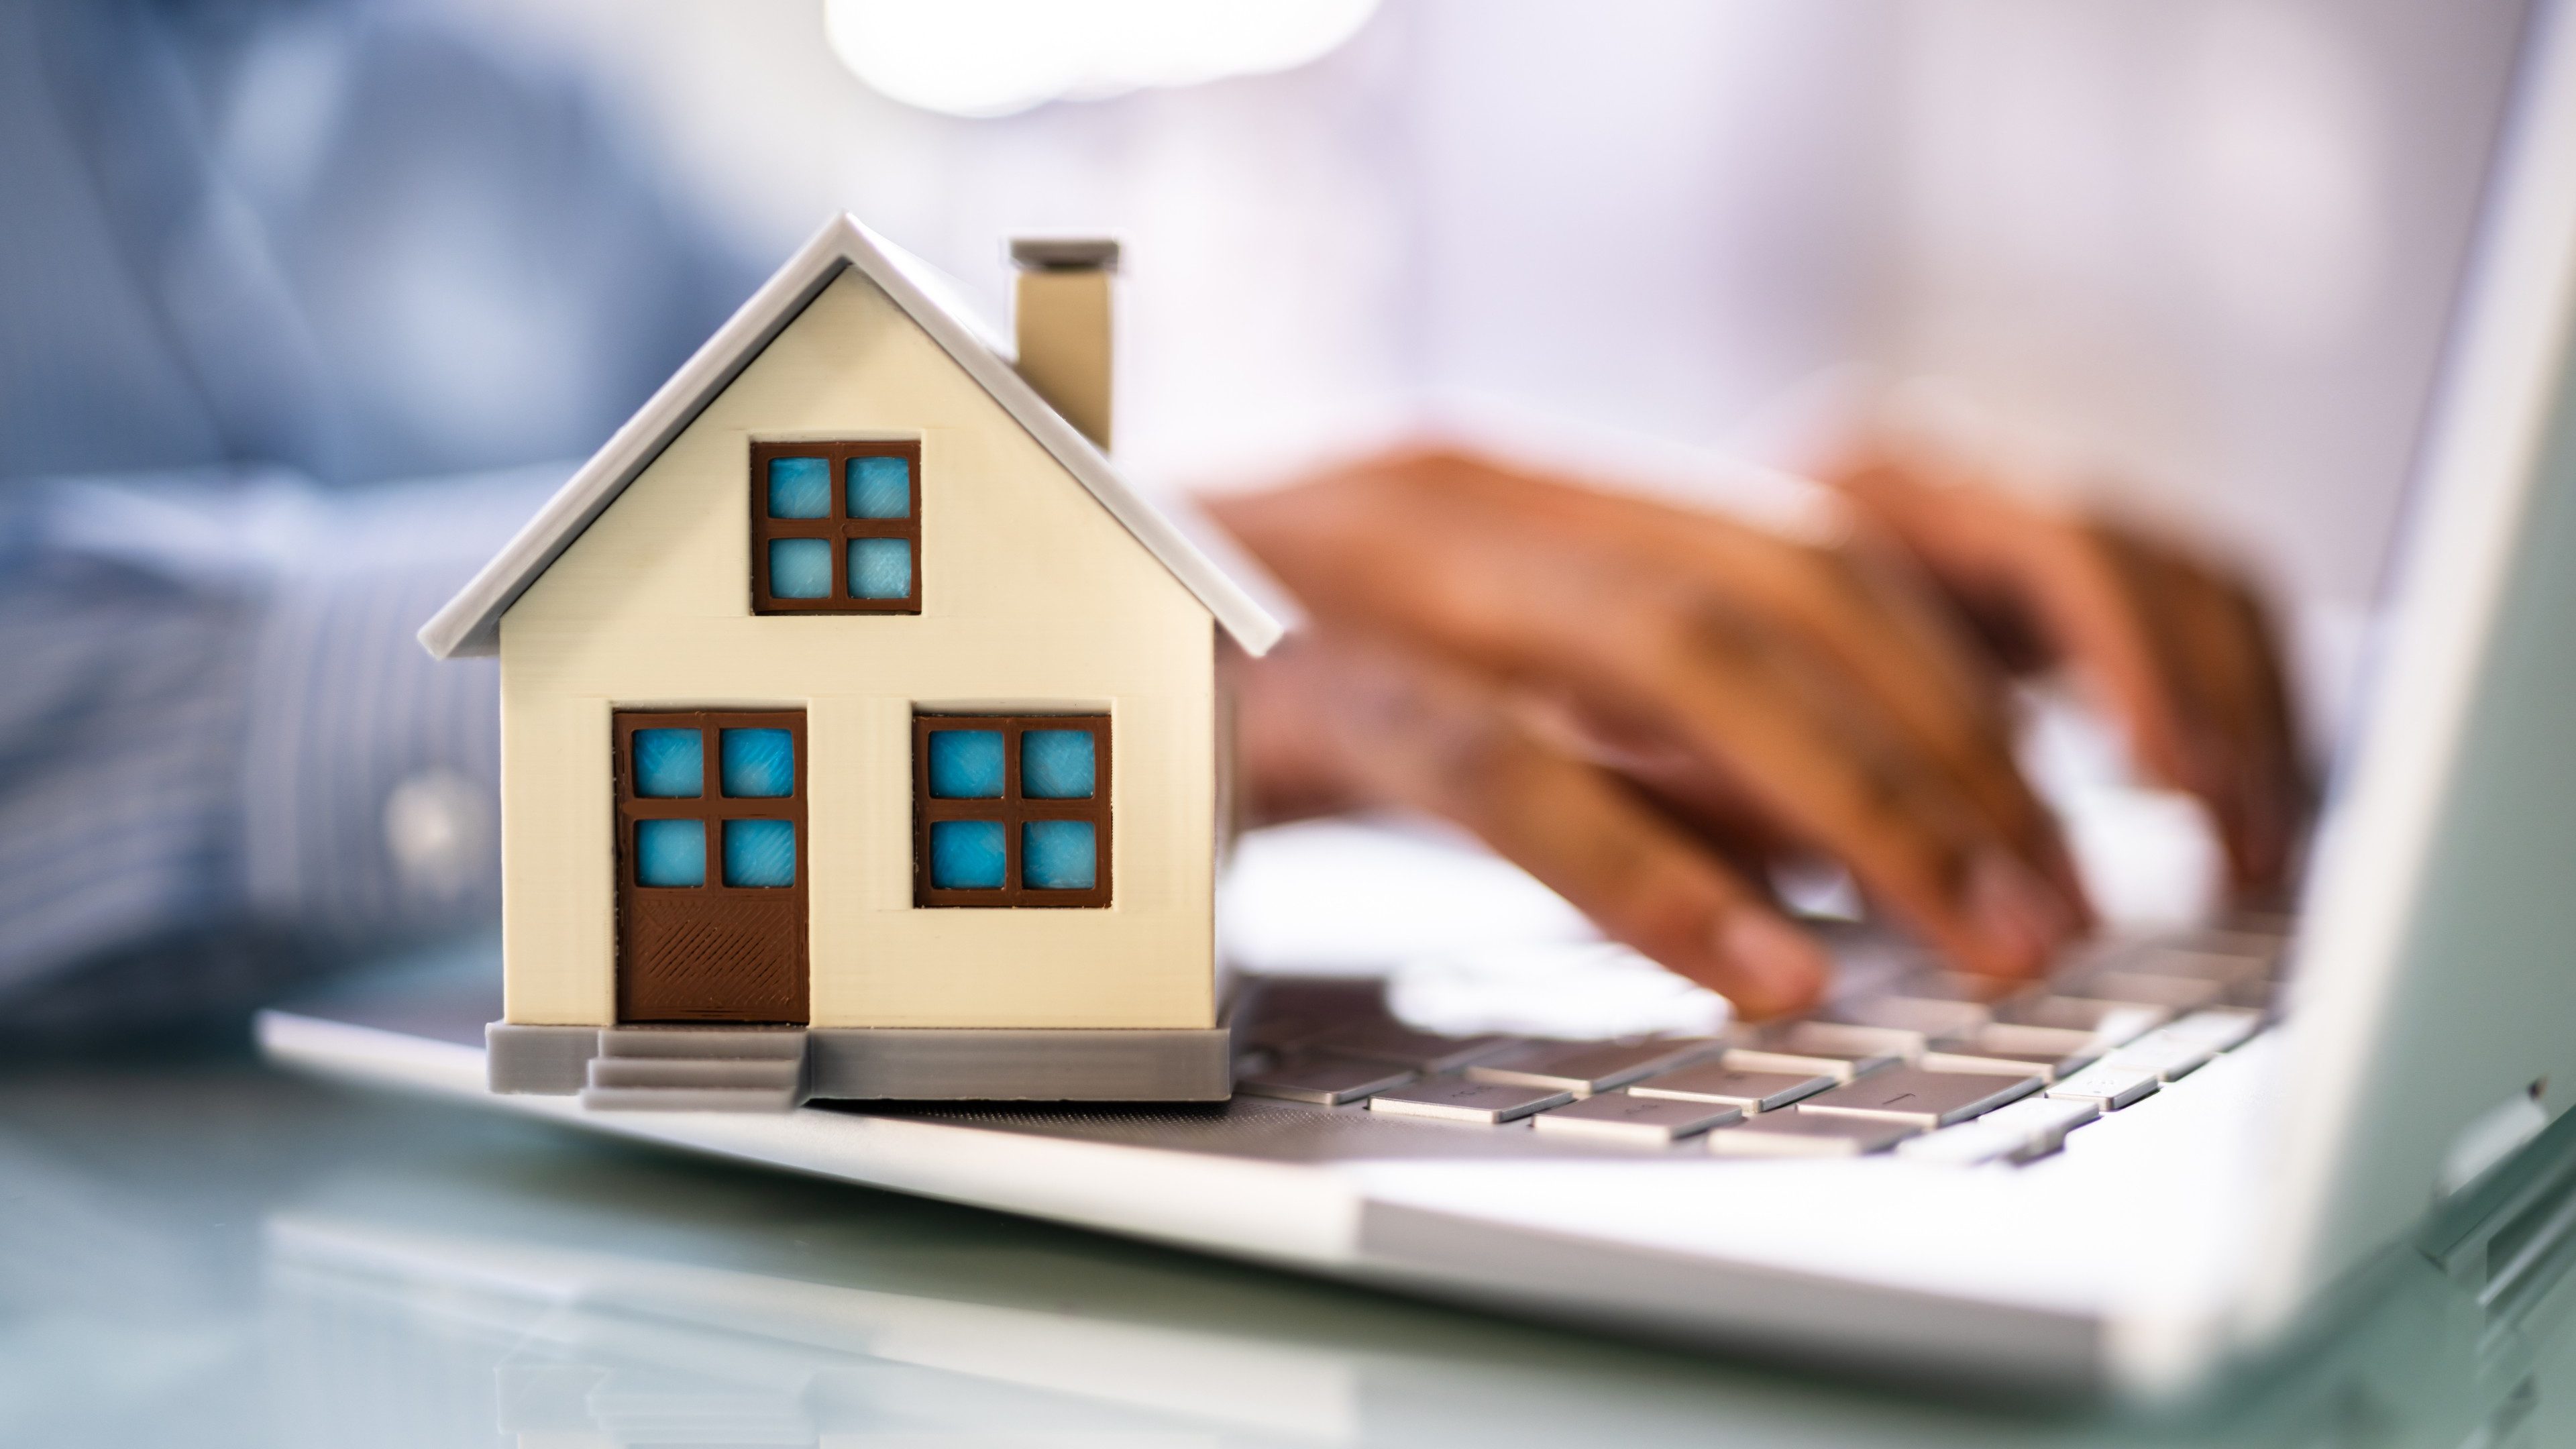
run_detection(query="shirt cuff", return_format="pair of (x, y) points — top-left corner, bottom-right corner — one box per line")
(240, 464), (564, 947)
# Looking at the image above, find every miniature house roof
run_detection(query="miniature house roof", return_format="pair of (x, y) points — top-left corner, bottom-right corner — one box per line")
(418, 213), (1293, 659)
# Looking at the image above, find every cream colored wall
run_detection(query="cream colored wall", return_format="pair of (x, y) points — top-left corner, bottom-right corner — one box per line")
(496, 268), (1216, 1030)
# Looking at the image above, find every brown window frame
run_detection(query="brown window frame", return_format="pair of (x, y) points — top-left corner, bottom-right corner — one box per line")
(913, 714), (1112, 908)
(613, 709), (810, 1021)
(750, 439), (922, 614)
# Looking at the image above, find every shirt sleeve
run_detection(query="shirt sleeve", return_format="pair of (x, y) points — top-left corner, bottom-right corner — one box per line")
(0, 463), (561, 1032)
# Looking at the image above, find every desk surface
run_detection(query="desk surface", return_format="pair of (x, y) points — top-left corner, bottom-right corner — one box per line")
(4, 1040), (2574, 1448)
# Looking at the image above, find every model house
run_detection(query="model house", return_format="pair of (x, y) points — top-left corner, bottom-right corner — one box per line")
(419, 216), (1288, 1110)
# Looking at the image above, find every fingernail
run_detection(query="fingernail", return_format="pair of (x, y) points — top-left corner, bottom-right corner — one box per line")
(1719, 912), (1831, 1018)
(1966, 849), (2070, 977)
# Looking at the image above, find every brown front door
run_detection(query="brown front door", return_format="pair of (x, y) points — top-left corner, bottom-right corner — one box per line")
(613, 709), (808, 1024)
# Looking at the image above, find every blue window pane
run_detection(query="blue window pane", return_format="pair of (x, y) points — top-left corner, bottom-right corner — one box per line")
(930, 820), (1006, 890)
(635, 819), (705, 887)
(847, 455), (912, 519)
(720, 728), (794, 798)
(767, 456), (830, 519)
(633, 729), (702, 798)
(723, 818), (796, 888)
(769, 537), (830, 598)
(926, 729), (1003, 798)
(848, 537), (912, 600)
(1022, 820), (1097, 891)
(1020, 729), (1096, 799)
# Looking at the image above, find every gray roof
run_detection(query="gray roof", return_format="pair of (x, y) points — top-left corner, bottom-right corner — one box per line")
(419, 213), (1293, 659)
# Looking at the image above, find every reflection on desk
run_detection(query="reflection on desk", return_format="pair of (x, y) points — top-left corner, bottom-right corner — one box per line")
(1, 1055), (2569, 1446)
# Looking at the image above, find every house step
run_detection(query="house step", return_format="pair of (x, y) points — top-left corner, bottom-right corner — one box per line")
(597, 1026), (806, 1061)
(576, 1085), (802, 1113)
(577, 1026), (809, 1111)
(586, 1055), (802, 1091)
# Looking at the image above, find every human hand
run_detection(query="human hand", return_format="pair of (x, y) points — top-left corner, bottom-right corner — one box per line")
(1823, 439), (2309, 900)
(1209, 447), (2092, 1018)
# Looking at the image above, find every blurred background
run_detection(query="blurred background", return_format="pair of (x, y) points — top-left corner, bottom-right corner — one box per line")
(445, 0), (2524, 745)
(425, 0), (2531, 988)
(0, 0), (2538, 1028)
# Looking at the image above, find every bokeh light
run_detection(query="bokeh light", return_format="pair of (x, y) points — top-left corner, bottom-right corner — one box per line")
(822, 0), (1381, 118)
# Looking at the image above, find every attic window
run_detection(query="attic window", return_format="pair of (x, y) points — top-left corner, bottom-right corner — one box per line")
(751, 440), (921, 614)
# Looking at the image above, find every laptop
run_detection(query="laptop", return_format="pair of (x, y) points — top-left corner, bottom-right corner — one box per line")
(258, 0), (2576, 1401)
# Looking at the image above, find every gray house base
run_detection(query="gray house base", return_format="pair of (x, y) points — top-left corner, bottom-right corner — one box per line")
(486, 1022), (1232, 1107)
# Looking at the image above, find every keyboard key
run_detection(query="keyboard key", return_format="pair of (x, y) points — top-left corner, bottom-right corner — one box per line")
(1969, 1095), (2102, 1163)
(1234, 976), (1390, 1022)
(2114, 945), (2274, 985)
(1731, 1041), (1896, 1077)
(1708, 1112), (1916, 1157)
(1977, 1092), (2101, 1143)
(2166, 925), (2287, 959)
(1884, 969), (2027, 1004)
(1234, 1057), (1415, 1106)
(1235, 1014), (1338, 1055)
(2163, 1008), (2264, 1052)
(1721, 1046), (1900, 1085)
(1976, 1022), (2107, 1059)
(1465, 1038), (1723, 1096)
(1993, 997), (2169, 1042)
(1737, 1020), (1925, 1079)
(1311, 1022), (1522, 1073)
(1919, 1044), (2090, 1082)
(1898, 1092), (2105, 1165)
(1776, 1020), (1929, 1060)
(1894, 1117), (2034, 1165)
(1230, 977), (1389, 1051)
(1796, 1067), (2042, 1129)
(1829, 994), (1991, 1040)
(1627, 1063), (1837, 1112)
(1368, 1077), (1572, 1124)
(2070, 971), (2229, 1012)
(2045, 1063), (2160, 1110)
(2104, 1029), (2216, 1082)
(1533, 1091), (1743, 1145)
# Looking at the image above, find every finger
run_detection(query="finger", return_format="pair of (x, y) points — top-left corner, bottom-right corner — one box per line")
(1986, 515), (2208, 801)
(1830, 445), (2308, 896)
(2206, 570), (2310, 894)
(1514, 672), (2079, 959)
(1508, 686), (1801, 863)
(1825, 447), (2059, 665)
(1599, 593), (2075, 982)
(1227, 635), (1833, 1018)
(1218, 469), (2076, 979)
(1309, 510), (2068, 981)
(1827, 453), (2174, 808)
(2111, 542), (2308, 892)
(2018, 521), (2311, 900)
(1805, 539), (2095, 920)
(1431, 455), (2090, 921)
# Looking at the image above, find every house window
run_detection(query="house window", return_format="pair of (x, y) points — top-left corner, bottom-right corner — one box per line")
(913, 714), (1110, 908)
(751, 440), (921, 614)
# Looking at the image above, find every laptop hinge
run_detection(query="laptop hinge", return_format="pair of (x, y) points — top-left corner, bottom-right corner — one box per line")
(2419, 1097), (2576, 1331)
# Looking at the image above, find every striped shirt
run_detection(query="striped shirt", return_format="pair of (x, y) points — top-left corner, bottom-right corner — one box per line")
(0, 0), (752, 1031)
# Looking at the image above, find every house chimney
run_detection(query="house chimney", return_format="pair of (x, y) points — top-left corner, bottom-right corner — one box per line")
(1009, 237), (1120, 451)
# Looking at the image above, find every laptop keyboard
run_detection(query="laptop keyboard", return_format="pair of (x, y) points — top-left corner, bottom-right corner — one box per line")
(1229, 925), (2288, 1166)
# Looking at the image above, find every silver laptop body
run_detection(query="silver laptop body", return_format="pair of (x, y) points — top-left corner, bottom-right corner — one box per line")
(259, 0), (2576, 1401)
